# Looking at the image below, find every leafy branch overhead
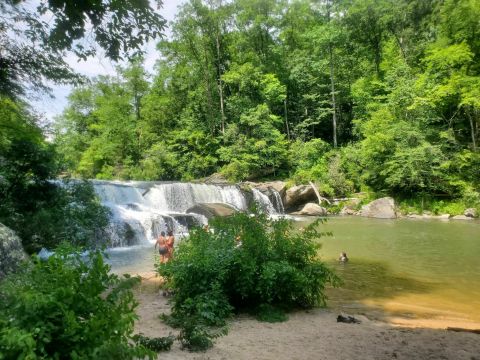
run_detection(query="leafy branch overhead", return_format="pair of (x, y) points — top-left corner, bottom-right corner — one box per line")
(0, 0), (166, 97)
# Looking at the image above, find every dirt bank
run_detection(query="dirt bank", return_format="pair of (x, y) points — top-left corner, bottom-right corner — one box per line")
(133, 273), (480, 360)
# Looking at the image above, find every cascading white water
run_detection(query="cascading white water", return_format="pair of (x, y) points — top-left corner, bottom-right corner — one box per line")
(252, 188), (277, 214)
(145, 183), (247, 213)
(270, 190), (285, 214)
(93, 181), (256, 247)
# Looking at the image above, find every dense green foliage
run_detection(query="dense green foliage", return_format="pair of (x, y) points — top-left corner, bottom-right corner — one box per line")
(0, 97), (110, 253)
(1, 0), (167, 251)
(0, 0), (165, 97)
(54, 0), (479, 212)
(0, 247), (155, 360)
(156, 212), (338, 350)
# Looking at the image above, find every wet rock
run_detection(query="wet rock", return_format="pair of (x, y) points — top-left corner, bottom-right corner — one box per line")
(291, 203), (327, 216)
(285, 185), (317, 209)
(451, 215), (474, 220)
(464, 208), (478, 218)
(340, 208), (358, 215)
(339, 198), (361, 215)
(245, 181), (287, 213)
(360, 197), (396, 219)
(186, 203), (238, 219)
(407, 214), (450, 220)
(0, 223), (28, 279)
(253, 181), (287, 197)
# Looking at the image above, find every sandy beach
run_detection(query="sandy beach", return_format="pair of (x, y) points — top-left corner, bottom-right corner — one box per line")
(133, 273), (480, 360)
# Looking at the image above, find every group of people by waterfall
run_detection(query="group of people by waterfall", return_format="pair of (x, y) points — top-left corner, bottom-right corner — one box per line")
(155, 230), (175, 263)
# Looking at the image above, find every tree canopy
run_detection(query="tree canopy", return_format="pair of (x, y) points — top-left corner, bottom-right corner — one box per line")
(0, 0), (167, 251)
(53, 0), (479, 212)
(0, 0), (166, 97)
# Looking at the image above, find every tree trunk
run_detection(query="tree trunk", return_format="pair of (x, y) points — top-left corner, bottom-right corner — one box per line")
(467, 108), (477, 152)
(326, 0), (337, 148)
(284, 98), (290, 141)
(309, 181), (331, 205)
(215, 32), (226, 136)
(329, 43), (338, 148)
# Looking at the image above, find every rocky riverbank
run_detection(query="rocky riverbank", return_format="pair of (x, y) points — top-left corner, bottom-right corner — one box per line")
(242, 180), (479, 220)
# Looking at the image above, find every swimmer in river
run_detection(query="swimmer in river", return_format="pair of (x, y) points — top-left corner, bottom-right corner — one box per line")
(339, 252), (349, 262)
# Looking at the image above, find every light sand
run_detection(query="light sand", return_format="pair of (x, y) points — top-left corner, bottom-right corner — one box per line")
(134, 273), (480, 360)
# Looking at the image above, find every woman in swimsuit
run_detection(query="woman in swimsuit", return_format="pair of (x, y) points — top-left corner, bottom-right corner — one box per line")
(166, 230), (175, 261)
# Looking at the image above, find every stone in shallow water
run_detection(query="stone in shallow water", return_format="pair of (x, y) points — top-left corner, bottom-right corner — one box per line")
(451, 215), (474, 220)
(291, 203), (327, 216)
(360, 197), (396, 219)
(464, 208), (478, 218)
(284, 185), (317, 209)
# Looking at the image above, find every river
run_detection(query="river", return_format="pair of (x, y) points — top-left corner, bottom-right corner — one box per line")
(316, 216), (480, 329)
(106, 216), (480, 329)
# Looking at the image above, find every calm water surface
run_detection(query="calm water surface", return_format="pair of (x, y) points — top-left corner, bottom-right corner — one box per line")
(107, 216), (480, 328)
(306, 217), (480, 328)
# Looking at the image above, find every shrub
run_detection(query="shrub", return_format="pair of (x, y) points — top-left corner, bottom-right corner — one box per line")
(0, 246), (154, 360)
(132, 334), (175, 352)
(157, 212), (338, 350)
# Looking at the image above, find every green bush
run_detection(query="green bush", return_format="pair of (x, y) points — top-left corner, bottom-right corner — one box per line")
(157, 212), (338, 350)
(289, 140), (355, 197)
(0, 246), (154, 360)
(132, 334), (175, 352)
(397, 197), (469, 216)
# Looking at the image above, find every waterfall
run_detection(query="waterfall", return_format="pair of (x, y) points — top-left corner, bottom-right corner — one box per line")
(145, 183), (247, 213)
(93, 181), (252, 247)
(270, 190), (285, 214)
(252, 188), (280, 215)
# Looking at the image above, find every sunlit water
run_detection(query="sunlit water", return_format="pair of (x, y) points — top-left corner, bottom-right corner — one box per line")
(106, 216), (480, 328)
(307, 217), (480, 328)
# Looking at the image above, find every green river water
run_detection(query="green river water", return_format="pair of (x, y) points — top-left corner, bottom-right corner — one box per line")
(107, 216), (480, 328)
(311, 217), (480, 328)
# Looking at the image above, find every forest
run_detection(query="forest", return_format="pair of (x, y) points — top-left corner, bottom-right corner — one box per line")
(1, 1), (480, 358)
(1, 0), (479, 251)
(53, 0), (479, 213)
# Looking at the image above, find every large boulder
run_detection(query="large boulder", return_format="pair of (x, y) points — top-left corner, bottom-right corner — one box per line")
(291, 203), (327, 216)
(0, 223), (28, 279)
(360, 197), (396, 219)
(285, 185), (317, 210)
(254, 181), (287, 197)
(464, 208), (478, 218)
(451, 215), (474, 220)
(186, 203), (238, 219)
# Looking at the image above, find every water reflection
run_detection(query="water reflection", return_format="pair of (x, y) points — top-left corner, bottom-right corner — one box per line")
(310, 217), (480, 326)
(105, 216), (480, 327)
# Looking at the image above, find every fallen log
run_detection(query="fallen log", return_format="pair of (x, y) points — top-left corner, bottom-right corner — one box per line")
(308, 181), (331, 205)
(446, 327), (480, 334)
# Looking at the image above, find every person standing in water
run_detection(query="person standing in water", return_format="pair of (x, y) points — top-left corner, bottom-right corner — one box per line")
(155, 231), (168, 263)
(339, 252), (349, 262)
(166, 230), (175, 261)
